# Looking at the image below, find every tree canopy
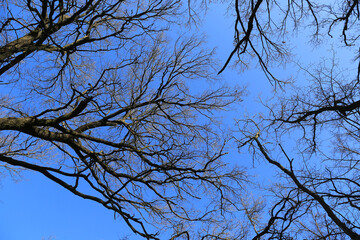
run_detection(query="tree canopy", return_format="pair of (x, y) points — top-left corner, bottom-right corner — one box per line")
(0, 1), (245, 239)
(233, 0), (360, 239)
(2, 0), (360, 239)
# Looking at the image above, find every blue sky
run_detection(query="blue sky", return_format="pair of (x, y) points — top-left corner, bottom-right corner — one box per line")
(0, 171), (132, 240)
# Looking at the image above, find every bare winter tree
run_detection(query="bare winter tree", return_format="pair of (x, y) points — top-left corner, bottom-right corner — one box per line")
(0, 0), (247, 239)
(227, 0), (360, 239)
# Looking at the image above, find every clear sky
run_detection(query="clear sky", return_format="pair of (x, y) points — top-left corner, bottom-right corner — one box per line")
(0, 171), (136, 240)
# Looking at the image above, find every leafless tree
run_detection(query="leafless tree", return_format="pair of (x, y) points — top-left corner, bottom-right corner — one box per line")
(220, 0), (360, 81)
(0, 1), (247, 239)
(229, 0), (360, 239)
